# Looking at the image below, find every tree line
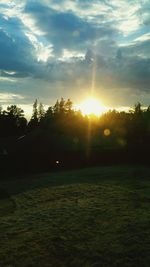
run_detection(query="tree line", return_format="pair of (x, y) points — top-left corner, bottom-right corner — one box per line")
(1, 99), (150, 172)
(0, 98), (75, 137)
(0, 99), (150, 148)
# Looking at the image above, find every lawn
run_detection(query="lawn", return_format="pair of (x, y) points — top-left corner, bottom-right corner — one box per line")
(0, 165), (150, 267)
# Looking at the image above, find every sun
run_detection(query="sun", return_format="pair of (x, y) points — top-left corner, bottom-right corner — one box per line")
(78, 97), (107, 116)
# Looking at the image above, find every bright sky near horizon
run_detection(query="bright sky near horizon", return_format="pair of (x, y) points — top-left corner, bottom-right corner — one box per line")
(0, 0), (150, 114)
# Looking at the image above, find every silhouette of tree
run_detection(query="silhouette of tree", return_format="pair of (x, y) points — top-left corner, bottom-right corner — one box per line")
(0, 105), (27, 136)
(53, 100), (59, 114)
(147, 105), (150, 113)
(59, 97), (65, 114)
(7, 105), (24, 119)
(28, 99), (39, 130)
(32, 99), (38, 121)
(41, 106), (54, 130)
(65, 98), (73, 113)
(38, 102), (45, 121)
(45, 106), (53, 118)
(134, 102), (142, 115)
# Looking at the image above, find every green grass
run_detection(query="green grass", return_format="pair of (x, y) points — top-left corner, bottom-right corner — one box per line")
(0, 165), (150, 267)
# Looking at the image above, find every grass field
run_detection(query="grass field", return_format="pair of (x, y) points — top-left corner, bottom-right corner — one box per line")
(0, 165), (150, 267)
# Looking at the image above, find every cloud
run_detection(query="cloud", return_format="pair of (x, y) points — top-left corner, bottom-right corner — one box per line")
(24, 1), (117, 55)
(0, 77), (17, 83)
(0, 16), (37, 75)
(0, 93), (24, 103)
(0, 0), (150, 108)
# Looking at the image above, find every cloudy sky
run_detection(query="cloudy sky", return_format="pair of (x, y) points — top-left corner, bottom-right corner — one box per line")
(0, 0), (150, 114)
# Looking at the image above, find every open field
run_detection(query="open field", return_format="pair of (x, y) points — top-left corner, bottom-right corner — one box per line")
(0, 165), (150, 267)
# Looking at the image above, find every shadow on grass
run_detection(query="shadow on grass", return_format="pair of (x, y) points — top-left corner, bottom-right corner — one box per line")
(0, 188), (16, 216)
(1, 165), (150, 197)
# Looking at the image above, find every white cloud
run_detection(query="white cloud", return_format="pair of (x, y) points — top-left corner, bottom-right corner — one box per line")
(0, 77), (17, 82)
(0, 93), (24, 103)
(20, 13), (45, 36)
(3, 70), (17, 75)
(0, 0), (12, 3)
(135, 33), (150, 42)
(110, 1), (141, 35)
(59, 49), (84, 61)
(118, 17), (140, 35)
(0, 1), (24, 19)
(25, 32), (53, 62)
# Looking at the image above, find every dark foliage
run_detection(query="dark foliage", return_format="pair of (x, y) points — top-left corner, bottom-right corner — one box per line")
(0, 105), (27, 137)
(0, 99), (150, 173)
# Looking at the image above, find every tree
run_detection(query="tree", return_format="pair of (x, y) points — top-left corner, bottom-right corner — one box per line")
(134, 102), (142, 115)
(0, 105), (27, 136)
(45, 106), (53, 118)
(53, 100), (60, 115)
(59, 97), (65, 113)
(65, 98), (73, 113)
(42, 106), (54, 129)
(7, 105), (24, 119)
(38, 102), (45, 121)
(32, 99), (38, 121)
(28, 99), (39, 130)
(147, 105), (150, 113)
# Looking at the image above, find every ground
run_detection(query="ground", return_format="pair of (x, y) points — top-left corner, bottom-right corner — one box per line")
(0, 165), (150, 267)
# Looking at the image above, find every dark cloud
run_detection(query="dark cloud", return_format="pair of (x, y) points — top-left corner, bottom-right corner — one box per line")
(137, 3), (150, 26)
(0, 16), (38, 76)
(24, 2), (116, 55)
(122, 39), (150, 59)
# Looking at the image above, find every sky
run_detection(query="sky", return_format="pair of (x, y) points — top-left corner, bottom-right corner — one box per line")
(0, 0), (150, 115)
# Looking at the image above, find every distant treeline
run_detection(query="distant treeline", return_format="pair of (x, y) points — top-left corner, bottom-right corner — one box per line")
(0, 99), (150, 173)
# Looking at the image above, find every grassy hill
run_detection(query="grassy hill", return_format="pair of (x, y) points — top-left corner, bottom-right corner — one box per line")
(1, 165), (150, 267)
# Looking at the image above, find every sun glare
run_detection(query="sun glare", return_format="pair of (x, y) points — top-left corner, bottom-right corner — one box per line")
(78, 98), (107, 116)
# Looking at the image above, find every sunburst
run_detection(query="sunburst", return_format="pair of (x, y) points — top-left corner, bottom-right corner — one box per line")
(78, 97), (107, 116)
